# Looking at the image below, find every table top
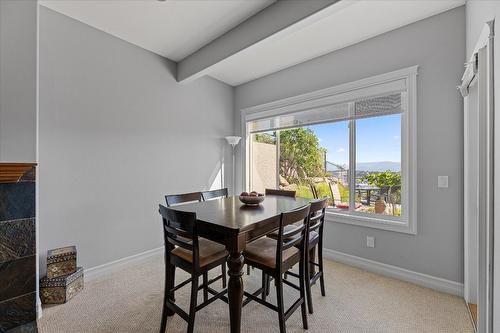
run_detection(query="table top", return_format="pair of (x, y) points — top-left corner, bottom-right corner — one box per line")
(174, 195), (311, 234)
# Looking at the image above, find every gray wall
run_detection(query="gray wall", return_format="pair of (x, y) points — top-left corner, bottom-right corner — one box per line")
(38, 7), (234, 273)
(0, 0), (37, 162)
(235, 7), (465, 283)
(465, 0), (500, 328)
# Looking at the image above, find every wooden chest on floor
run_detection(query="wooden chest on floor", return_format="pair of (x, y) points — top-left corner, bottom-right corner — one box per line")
(47, 246), (77, 279)
(40, 267), (84, 304)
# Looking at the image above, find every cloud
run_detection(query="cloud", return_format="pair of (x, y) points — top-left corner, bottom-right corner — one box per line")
(336, 148), (345, 153)
(393, 135), (400, 140)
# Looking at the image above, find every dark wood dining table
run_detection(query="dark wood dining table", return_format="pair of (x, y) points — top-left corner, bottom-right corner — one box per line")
(174, 195), (311, 333)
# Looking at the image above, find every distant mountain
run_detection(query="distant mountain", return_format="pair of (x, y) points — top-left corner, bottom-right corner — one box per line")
(356, 161), (400, 172)
(326, 161), (347, 171)
(326, 161), (400, 172)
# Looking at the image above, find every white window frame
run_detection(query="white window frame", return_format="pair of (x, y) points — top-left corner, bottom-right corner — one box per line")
(241, 66), (418, 234)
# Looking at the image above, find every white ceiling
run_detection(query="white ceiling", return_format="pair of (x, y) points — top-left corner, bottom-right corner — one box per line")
(39, 0), (274, 61)
(40, 0), (465, 86)
(209, 0), (465, 85)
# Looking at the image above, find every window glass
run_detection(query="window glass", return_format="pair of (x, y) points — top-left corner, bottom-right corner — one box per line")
(355, 114), (402, 216)
(250, 132), (277, 193)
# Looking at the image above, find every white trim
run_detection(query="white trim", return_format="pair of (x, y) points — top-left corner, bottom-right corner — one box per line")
(461, 21), (495, 333)
(323, 248), (464, 296)
(84, 247), (163, 282)
(325, 211), (414, 234)
(36, 302), (43, 320)
(35, 0), (41, 320)
(242, 65), (418, 234)
(241, 66), (418, 116)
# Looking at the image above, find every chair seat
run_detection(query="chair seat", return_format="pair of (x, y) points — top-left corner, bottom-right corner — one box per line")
(243, 237), (299, 268)
(172, 238), (228, 267)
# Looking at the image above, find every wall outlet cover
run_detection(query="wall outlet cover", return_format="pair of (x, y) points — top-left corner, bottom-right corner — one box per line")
(438, 176), (449, 188)
(366, 236), (375, 248)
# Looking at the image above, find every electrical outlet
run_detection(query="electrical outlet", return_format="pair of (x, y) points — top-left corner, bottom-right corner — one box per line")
(366, 236), (375, 248)
(438, 176), (449, 188)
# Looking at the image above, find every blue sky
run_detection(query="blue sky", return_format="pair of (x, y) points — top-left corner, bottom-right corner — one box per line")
(309, 114), (401, 165)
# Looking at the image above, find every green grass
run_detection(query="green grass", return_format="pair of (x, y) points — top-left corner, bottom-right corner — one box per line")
(295, 182), (348, 207)
(296, 185), (314, 199)
(337, 183), (349, 203)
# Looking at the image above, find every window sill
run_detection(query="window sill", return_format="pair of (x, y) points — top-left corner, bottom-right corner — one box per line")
(325, 210), (416, 235)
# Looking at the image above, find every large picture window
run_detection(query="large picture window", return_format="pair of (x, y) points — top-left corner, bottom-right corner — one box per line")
(243, 66), (417, 234)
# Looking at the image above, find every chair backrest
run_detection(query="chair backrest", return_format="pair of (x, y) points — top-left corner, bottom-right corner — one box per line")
(275, 204), (310, 267)
(311, 182), (336, 206)
(159, 204), (200, 265)
(165, 192), (202, 207)
(310, 184), (318, 199)
(201, 188), (228, 201)
(265, 188), (296, 198)
(308, 197), (328, 234)
(326, 182), (337, 206)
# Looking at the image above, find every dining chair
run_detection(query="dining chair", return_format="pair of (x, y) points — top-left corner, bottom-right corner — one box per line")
(159, 205), (228, 333)
(285, 197), (328, 314)
(310, 184), (318, 199)
(165, 192), (203, 206)
(165, 192), (227, 288)
(265, 188), (296, 197)
(201, 188), (228, 201)
(311, 181), (336, 205)
(242, 204), (310, 333)
(251, 188), (297, 276)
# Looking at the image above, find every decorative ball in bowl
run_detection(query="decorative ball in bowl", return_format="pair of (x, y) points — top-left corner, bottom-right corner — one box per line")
(239, 191), (265, 206)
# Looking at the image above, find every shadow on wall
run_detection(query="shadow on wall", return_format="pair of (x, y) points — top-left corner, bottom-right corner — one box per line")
(208, 139), (226, 191)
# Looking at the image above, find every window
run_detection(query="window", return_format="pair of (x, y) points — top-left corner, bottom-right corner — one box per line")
(243, 66), (417, 234)
(250, 131), (277, 193)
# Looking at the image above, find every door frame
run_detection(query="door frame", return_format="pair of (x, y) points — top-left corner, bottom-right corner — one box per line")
(461, 20), (495, 333)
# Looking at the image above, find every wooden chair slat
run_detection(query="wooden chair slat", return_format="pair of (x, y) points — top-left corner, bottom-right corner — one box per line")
(201, 188), (228, 201)
(282, 236), (302, 251)
(165, 192), (202, 207)
(282, 224), (305, 239)
(265, 188), (296, 198)
(164, 224), (192, 238)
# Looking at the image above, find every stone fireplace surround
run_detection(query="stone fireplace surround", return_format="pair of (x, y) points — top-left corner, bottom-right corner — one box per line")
(0, 164), (37, 332)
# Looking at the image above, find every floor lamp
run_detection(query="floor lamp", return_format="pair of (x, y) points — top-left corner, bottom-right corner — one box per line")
(225, 136), (241, 195)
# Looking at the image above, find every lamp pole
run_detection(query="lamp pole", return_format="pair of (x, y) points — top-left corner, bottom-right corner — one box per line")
(225, 136), (241, 196)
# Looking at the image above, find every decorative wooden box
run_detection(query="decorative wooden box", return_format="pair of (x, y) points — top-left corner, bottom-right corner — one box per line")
(47, 246), (77, 279)
(40, 267), (84, 304)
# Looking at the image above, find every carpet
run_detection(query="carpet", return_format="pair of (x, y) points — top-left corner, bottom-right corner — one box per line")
(38, 254), (473, 333)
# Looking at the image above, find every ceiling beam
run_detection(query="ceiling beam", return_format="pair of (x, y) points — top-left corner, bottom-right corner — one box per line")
(177, 0), (340, 83)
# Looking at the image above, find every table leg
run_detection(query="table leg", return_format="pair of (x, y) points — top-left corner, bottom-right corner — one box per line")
(227, 252), (244, 333)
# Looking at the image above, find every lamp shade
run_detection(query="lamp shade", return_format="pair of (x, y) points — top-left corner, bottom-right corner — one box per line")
(225, 136), (241, 146)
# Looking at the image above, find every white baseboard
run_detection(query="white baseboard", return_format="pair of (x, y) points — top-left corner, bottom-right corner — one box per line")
(84, 247), (163, 282)
(36, 300), (43, 319)
(80, 246), (462, 297)
(323, 248), (464, 297)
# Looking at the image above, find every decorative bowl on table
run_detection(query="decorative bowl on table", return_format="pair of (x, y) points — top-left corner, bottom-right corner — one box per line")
(238, 192), (265, 206)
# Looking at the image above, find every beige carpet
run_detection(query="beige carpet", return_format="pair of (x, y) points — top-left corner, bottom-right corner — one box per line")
(38, 254), (473, 333)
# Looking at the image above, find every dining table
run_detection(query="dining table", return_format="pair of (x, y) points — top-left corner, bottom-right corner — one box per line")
(173, 194), (311, 333)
